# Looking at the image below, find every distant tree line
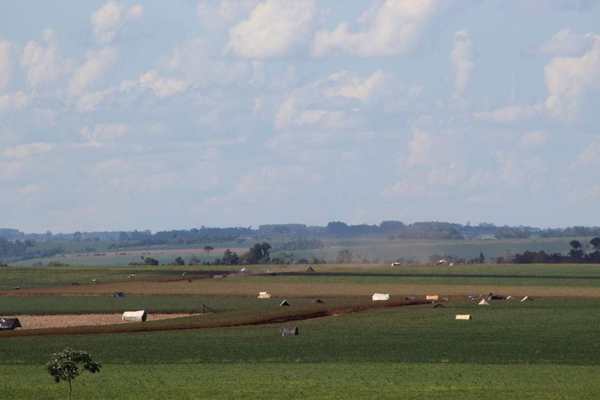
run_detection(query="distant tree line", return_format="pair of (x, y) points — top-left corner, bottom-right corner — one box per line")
(510, 238), (600, 264)
(7, 222), (600, 246)
(0, 238), (64, 262)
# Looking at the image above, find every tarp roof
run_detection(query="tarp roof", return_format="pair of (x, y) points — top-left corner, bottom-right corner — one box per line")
(0, 318), (22, 330)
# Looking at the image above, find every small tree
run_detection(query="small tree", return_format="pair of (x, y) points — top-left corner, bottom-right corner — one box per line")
(174, 256), (185, 265)
(203, 246), (214, 255)
(47, 348), (101, 400)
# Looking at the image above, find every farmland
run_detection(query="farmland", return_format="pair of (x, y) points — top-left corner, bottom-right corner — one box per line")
(2, 263), (600, 398)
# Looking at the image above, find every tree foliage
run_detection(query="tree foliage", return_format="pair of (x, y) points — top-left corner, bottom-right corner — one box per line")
(46, 348), (101, 400)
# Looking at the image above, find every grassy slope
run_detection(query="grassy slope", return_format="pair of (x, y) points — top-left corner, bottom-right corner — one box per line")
(4, 363), (600, 400)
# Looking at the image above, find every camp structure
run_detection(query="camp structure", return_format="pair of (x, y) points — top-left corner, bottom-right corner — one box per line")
(478, 298), (490, 306)
(240, 267), (247, 273)
(280, 299), (290, 307)
(281, 326), (299, 336)
(425, 294), (439, 302)
(306, 266), (315, 272)
(257, 291), (272, 299)
(455, 314), (472, 320)
(313, 298), (324, 304)
(0, 318), (21, 330)
(112, 292), (126, 299)
(520, 296), (533, 302)
(121, 310), (147, 322)
(372, 293), (390, 301)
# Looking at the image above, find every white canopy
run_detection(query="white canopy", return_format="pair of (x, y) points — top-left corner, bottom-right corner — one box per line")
(122, 310), (147, 322)
(372, 293), (390, 301)
(257, 291), (272, 299)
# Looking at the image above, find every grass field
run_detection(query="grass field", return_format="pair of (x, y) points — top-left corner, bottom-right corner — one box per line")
(2, 263), (600, 399)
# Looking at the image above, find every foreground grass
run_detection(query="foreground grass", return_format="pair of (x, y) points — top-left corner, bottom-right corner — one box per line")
(2, 363), (600, 400)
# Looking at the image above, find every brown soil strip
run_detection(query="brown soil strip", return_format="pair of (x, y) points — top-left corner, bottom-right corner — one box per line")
(9, 313), (197, 330)
(4, 280), (600, 298)
(0, 300), (426, 338)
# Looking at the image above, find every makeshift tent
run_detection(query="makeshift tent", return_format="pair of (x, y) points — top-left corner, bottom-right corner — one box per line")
(281, 327), (299, 336)
(520, 296), (533, 302)
(478, 298), (490, 306)
(257, 291), (272, 299)
(240, 267), (247, 273)
(426, 295), (439, 301)
(372, 293), (390, 301)
(0, 318), (21, 330)
(280, 299), (290, 307)
(112, 292), (126, 299)
(306, 266), (315, 272)
(455, 314), (472, 320)
(122, 310), (147, 322)
(313, 299), (324, 304)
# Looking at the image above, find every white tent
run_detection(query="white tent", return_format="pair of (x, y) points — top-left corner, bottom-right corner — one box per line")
(122, 310), (147, 322)
(372, 293), (390, 301)
(478, 298), (489, 306)
(455, 314), (471, 320)
(257, 291), (272, 299)
(426, 295), (439, 301)
(520, 296), (532, 302)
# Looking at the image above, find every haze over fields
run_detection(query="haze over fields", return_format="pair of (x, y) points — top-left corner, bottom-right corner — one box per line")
(1, 1), (600, 233)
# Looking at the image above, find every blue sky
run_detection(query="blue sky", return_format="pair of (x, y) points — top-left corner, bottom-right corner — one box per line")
(1, 0), (600, 232)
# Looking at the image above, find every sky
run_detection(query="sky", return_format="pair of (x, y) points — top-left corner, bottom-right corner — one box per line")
(1, 0), (600, 233)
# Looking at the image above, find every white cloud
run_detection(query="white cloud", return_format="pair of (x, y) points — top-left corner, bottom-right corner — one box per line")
(576, 139), (600, 165)
(92, 1), (143, 44)
(275, 70), (385, 130)
(21, 30), (71, 88)
(0, 91), (30, 112)
(228, 0), (316, 58)
(2, 142), (54, 159)
(451, 30), (473, 97)
(323, 70), (385, 101)
(0, 38), (11, 90)
(473, 104), (542, 123)
(17, 184), (42, 196)
(540, 29), (597, 56)
(275, 95), (348, 130)
(197, 0), (259, 29)
(136, 70), (188, 98)
(544, 35), (600, 120)
(68, 47), (117, 96)
(520, 131), (548, 147)
(406, 128), (434, 167)
(80, 123), (129, 146)
(128, 4), (144, 19)
(313, 0), (439, 57)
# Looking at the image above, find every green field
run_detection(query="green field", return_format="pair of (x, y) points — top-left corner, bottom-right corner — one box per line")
(2, 299), (600, 398)
(2, 264), (600, 398)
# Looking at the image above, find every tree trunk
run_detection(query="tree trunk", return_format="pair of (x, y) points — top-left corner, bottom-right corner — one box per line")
(68, 379), (72, 400)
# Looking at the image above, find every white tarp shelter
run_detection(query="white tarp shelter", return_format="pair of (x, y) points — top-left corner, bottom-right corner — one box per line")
(520, 296), (532, 302)
(372, 293), (390, 301)
(478, 298), (489, 306)
(257, 291), (272, 299)
(122, 310), (147, 322)
(455, 314), (471, 320)
(426, 295), (439, 301)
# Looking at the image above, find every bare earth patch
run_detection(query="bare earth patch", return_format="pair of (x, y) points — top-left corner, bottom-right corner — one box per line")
(12, 313), (196, 330)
